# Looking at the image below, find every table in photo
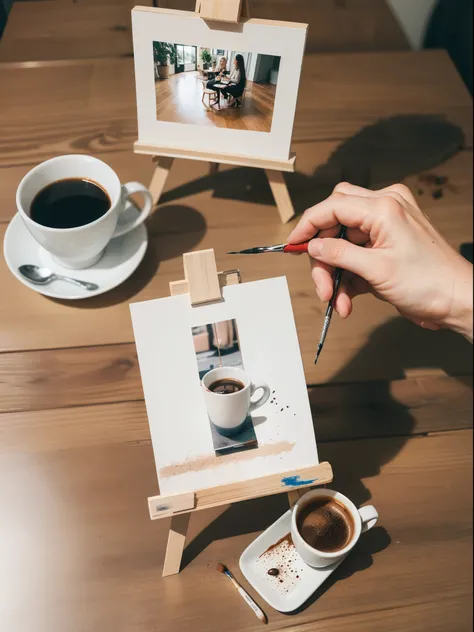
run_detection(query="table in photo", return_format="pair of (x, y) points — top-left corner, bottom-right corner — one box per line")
(212, 81), (232, 109)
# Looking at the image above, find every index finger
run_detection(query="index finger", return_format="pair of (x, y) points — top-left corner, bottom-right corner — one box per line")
(287, 193), (379, 245)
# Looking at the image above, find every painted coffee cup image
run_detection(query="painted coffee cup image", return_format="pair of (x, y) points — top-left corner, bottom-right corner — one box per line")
(202, 366), (270, 434)
(16, 154), (153, 269)
(291, 488), (378, 568)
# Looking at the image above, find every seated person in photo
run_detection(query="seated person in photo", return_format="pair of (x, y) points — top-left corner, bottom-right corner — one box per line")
(206, 57), (228, 88)
(220, 54), (246, 107)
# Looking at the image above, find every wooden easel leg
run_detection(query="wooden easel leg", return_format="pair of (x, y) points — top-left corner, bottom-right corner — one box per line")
(287, 490), (303, 508)
(162, 512), (191, 577)
(265, 169), (295, 224)
(149, 156), (174, 207)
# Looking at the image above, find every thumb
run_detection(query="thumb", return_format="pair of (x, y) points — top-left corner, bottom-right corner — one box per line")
(308, 237), (375, 280)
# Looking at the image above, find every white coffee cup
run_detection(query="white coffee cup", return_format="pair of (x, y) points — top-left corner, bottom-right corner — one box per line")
(291, 488), (378, 568)
(16, 154), (153, 269)
(201, 366), (270, 434)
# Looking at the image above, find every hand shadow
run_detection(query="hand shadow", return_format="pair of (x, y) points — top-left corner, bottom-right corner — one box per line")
(288, 527), (392, 615)
(312, 316), (472, 509)
(158, 114), (465, 213)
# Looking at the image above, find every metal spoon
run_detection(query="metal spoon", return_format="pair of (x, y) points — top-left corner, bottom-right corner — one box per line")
(19, 265), (99, 291)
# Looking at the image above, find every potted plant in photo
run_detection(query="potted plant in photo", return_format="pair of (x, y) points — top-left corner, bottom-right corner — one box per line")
(201, 48), (212, 70)
(153, 42), (177, 80)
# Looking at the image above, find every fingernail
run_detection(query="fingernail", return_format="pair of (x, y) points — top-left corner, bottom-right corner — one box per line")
(315, 287), (321, 300)
(308, 238), (323, 257)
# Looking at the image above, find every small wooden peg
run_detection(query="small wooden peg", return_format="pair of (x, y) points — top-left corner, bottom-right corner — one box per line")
(170, 266), (241, 299)
(196, 0), (248, 23)
(183, 249), (222, 305)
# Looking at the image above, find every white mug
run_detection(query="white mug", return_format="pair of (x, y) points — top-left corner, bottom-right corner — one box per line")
(16, 154), (153, 269)
(202, 366), (270, 434)
(291, 488), (378, 568)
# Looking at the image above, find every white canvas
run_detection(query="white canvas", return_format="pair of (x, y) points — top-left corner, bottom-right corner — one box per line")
(131, 7), (307, 161)
(130, 277), (318, 495)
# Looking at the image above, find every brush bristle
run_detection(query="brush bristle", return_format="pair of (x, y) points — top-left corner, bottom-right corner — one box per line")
(216, 562), (226, 573)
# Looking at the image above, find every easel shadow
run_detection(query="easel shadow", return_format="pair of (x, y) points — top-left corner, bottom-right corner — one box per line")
(159, 114), (465, 215)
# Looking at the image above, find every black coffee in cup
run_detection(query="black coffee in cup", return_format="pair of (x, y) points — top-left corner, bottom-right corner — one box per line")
(208, 378), (244, 394)
(297, 496), (355, 553)
(30, 178), (111, 229)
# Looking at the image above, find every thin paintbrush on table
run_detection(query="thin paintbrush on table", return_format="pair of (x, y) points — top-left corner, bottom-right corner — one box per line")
(217, 562), (268, 624)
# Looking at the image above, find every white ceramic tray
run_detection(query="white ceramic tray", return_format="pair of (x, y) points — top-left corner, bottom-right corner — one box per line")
(239, 509), (346, 613)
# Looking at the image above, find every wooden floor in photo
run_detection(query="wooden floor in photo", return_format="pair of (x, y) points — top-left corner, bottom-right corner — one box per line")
(155, 71), (276, 132)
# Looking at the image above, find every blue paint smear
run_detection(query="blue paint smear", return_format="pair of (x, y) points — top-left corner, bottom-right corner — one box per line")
(281, 475), (317, 487)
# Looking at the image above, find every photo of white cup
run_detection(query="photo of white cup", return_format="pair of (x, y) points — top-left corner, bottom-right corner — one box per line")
(16, 154), (153, 269)
(291, 488), (378, 568)
(202, 366), (270, 434)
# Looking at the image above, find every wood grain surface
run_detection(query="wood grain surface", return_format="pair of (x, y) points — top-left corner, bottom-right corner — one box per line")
(1, 374), (472, 454)
(0, 429), (471, 631)
(0, 2), (472, 630)
(0, 93), (472, 384)
(0, 0), (409, 63)
(0, 51), (471, 170)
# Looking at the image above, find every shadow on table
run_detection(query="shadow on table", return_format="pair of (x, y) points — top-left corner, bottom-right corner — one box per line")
(328, 315), (473, 385)
(288, 526), (392, 616)
(460, 242), (473, 263)
(312, 316), (472, 509)
(180, 315), (472, 593)
(46, 204), (206, 308)
(158, 114), (465, 214)
(45, 114), (465, 310)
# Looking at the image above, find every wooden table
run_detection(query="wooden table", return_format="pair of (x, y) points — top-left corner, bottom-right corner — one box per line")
(0, 40), (472, 632)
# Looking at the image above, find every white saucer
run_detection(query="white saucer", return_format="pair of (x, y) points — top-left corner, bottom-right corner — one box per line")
(3, 211), (148, 300)
(239, 510), (346, 613)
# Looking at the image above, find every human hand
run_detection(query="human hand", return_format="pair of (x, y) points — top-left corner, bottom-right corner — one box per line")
(288, 182), (473, 341)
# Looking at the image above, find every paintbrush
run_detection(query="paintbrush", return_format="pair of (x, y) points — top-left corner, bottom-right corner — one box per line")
(314, 225), (347, 365)
(216, 562), (268, 624)
(227, 242), (309, 254)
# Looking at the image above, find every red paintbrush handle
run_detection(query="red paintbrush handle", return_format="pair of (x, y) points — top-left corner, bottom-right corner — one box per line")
(283, 243), (309, 254)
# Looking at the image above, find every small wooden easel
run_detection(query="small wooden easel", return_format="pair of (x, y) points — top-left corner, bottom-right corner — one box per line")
(147, 248), (333, 576)
(133, 0), (297, 223)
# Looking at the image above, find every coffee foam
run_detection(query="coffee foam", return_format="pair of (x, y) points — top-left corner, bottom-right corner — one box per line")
(298, 499), (353, 552)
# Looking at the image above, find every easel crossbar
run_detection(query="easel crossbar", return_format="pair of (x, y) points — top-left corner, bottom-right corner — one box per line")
(149, 462), (333, 519)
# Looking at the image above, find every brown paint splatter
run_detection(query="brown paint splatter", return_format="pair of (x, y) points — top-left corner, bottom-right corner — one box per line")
(417, 172), (458, 198)
(159, 441), (296, 477)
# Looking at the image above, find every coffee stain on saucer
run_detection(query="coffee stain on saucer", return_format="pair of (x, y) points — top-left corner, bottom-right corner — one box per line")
(256, 533), (305, 594)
